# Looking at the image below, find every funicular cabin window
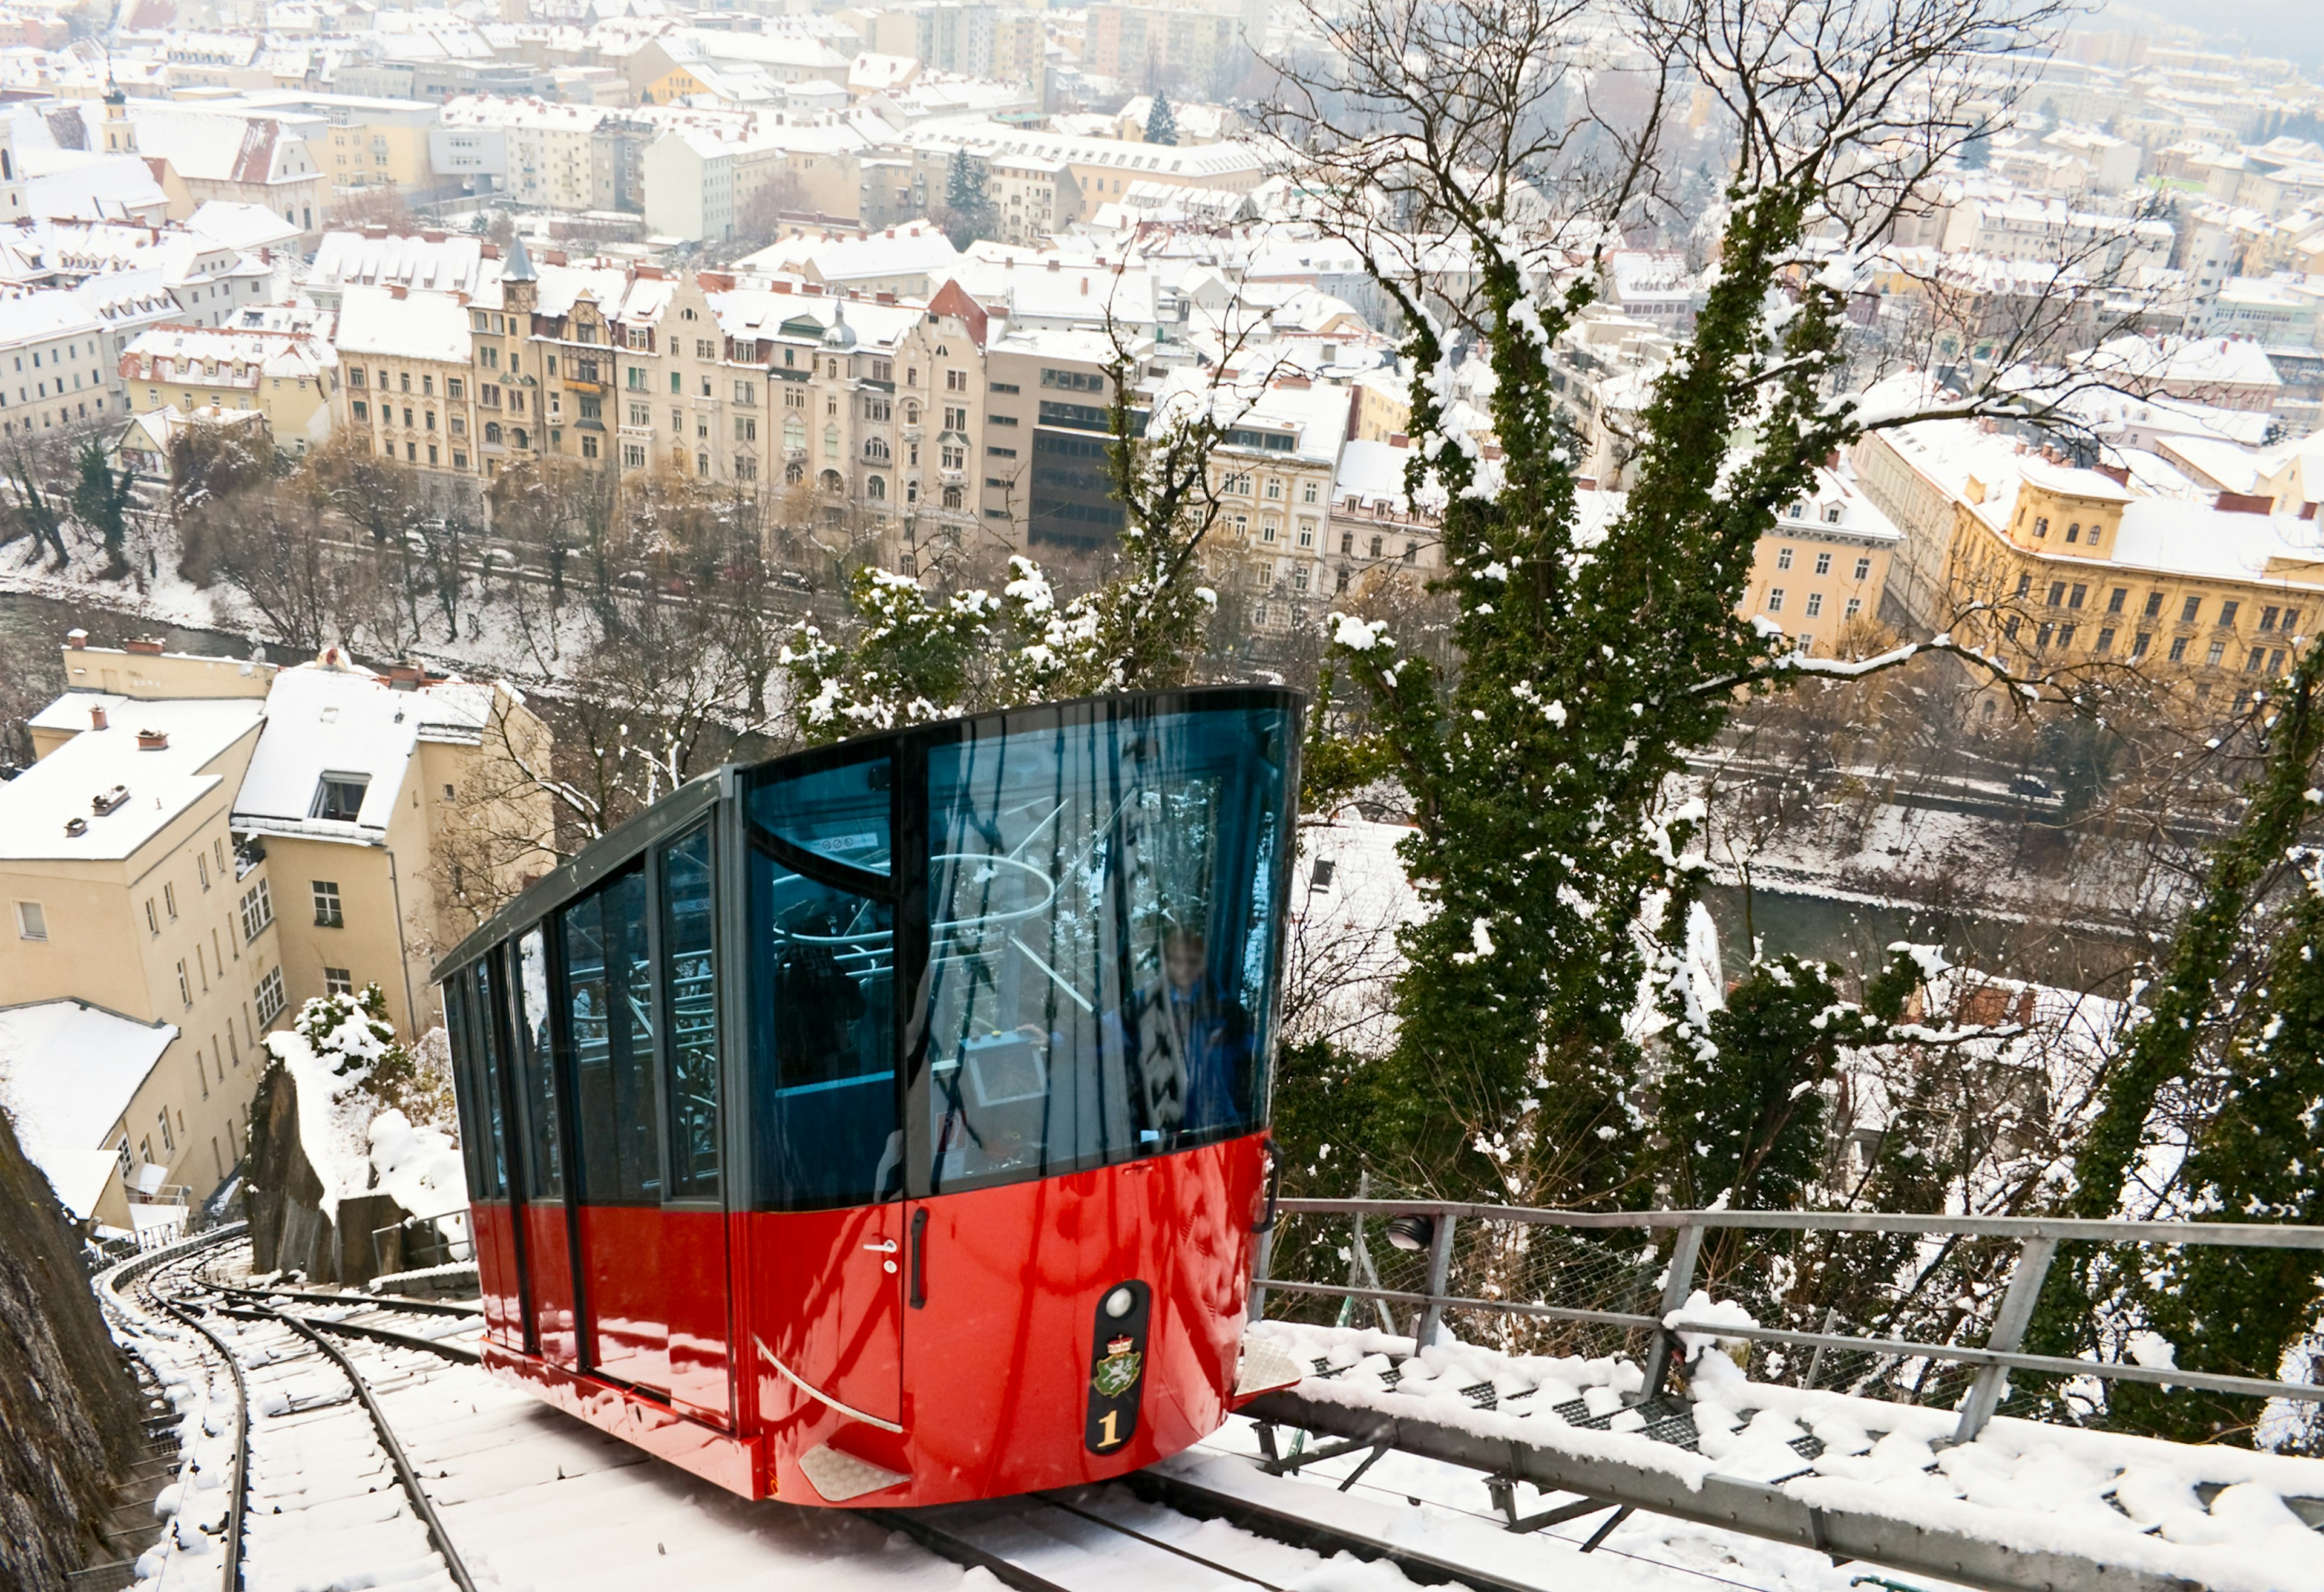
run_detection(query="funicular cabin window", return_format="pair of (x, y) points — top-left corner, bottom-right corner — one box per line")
(516, 928), (563, 1198)
(466, 955), (510, 1195)
(661, 827), (720, 1199)
(562, 863), (660, 1204)
(747, 754), (897, 1210)
(919, 705), (1288, 1194)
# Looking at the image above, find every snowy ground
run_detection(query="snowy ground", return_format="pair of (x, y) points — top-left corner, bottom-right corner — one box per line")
(99, 1234), (2163, 1592)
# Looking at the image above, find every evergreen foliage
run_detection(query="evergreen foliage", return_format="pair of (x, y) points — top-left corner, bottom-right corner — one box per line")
(940, 147), (996, 250)
(2026, 639), (2324, 1441)
(70, 439), (135, 581)
(1146, 91), (1181, 147)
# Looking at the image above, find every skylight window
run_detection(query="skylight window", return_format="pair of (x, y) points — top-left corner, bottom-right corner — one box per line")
(310, 773), (370, 823)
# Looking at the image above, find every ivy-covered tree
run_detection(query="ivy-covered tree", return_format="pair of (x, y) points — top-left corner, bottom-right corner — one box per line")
(2023, 637), (2324, 1443)
(1259, 0), (2074, 1209)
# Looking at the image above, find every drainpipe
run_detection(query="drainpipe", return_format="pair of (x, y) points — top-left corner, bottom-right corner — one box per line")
(386, 847), (420, 1040)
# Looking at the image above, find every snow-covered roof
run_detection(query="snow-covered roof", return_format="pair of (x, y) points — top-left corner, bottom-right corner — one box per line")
(231, 658), (493, 843)
(0, 1000), (176, 1217)
(334, 283), (472, 364)
(186, 200), (304, 253)
(2109, 499), (2324, 585)
(123, 321), (334, 384)
(307, 230), (493, 298)
(733, 221), (959, 286)
(1, 694), (264, 862)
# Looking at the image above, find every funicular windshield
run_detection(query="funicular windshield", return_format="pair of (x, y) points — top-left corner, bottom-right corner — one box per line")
(742, 700), (1292, 1208)
(922, 704), (1288, 1193)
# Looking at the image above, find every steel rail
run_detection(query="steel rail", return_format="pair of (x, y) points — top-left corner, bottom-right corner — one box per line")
(106, 1233), (255, 1592)
(1123, 1469), (1554, 1592)
(258, 1309), (483, 1592)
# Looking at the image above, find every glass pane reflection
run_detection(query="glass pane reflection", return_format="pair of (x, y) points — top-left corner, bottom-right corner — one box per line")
(922, 707), (1288, 1193)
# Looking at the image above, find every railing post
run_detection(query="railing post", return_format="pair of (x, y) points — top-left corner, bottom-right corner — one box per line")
(1641, 1222), (1705, 1400)
(1416, 1210), (1457, 1349)
(1950, 1234), (2058, 1447)
(1249, 1223), (1276, 1321)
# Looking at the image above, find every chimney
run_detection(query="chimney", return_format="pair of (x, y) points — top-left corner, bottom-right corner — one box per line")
(89, 703), (107, 730)
(136, 729), (168, 750)
(65, 628), (87, 649)
(390, 284), (408, 300)
(1080, 277), (1089, 295)
(125, 637), (164, 655)
(2304, 502), (2318, 521)
(2094, 462), (2131, 488)
(2215, 490), (2273, 516)
(1388, 432), (1408, 449)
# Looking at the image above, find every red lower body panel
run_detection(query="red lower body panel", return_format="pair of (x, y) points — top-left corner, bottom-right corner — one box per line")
(481, 1341), (764, 1495)
(469, 1201), (523, 1349)
(468, 1135), (1267, 1506)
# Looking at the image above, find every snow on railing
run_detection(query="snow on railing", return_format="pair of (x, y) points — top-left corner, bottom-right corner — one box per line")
(1254, 1199), (2324, 1445)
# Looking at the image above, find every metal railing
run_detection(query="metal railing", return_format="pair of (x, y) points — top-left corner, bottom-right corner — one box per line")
(1253, 1198), (2324, 1444)
(369, 1207), (476, 1280)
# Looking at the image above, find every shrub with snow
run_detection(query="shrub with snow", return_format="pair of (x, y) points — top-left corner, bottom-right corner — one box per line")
(265, 984), (465, 1227)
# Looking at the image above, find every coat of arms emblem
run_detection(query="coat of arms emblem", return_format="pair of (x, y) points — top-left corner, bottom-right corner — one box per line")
(1091, 1334), (1143, 1398)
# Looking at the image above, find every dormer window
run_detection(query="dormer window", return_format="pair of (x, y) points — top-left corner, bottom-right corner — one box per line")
(310, 773), (370, 822)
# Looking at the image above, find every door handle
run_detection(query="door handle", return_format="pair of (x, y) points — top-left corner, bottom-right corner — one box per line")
(909, 1208), (929, 1309)
(862, 1240), (899, 1253)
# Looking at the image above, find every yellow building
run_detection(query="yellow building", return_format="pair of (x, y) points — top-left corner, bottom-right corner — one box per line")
(1736, 467), (1903, 655)
(2, 643), (280, 1230)
(324, 119), (437, 192)
(120, 319), (338, 455)
(0, 635), (554, 1230)
(1946, 457), (2324, 703)
(335, 284), (485, 477)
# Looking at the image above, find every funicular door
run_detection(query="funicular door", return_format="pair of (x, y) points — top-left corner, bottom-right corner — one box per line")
(511, 925), (582, 1370)
(744, 755), (907, 1444)
(559, 860), (672, 1395)
(447, 955), (522, 1348)
(658, 823), (737, 1425)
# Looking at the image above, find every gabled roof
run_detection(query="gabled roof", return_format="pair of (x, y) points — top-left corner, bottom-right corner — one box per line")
(0, 1000), (177, 1217)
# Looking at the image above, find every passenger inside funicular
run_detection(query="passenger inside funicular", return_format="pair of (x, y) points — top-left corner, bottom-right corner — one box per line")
(743, 704), (1290, 1211)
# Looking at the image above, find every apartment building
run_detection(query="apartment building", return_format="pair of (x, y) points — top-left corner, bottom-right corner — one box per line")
(982, 324), (1121, 551)
(339, 284), (484, 476)
(120, 318), (338, 454)
(2, 644), (280, 1228)
(1735, 469), (1903, 656)
(1950, 460), (2324, 706)
(0, 290), (117, 441)
(1186, 375), (1350, 635)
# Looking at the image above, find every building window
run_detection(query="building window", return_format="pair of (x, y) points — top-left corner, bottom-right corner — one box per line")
(14, 900), (44, 940)
(238, 880), (272, 941)
(2096, 627), (2115, 655)
(164, 882), (177, 919)
(2047, 581), (2066, 607)
(2207, 641), (2227, 666)
(313, 880), (343, 928)
(2068, 584), (2086, 609)
(145, 899), (159, 935)
(2219, 600), (2240, 628)
(310, 773), (368, 822)
(1767, 589), (1785, 613)
(255, 966), (286, 1026)
(2182, 596), (2202, 624)
(197, 853), (210, 891)
(324, 966), (353, 997)
(2132, 632), (2152, 657)
(1805, 592), (1823, 618)
(1845, 597), (1862, 618)
(2145, 592), (2164, 620)
(1776, 546), (1794, 571)
(177, 960), (192, 1007)
(2168, 636), (2188, 662)
(1813, 552), (1831, 575)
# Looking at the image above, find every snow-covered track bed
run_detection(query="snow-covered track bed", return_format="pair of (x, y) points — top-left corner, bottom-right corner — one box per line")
(868, 1483), (1460, 1592)
(1244, 1320), (2324, 1592)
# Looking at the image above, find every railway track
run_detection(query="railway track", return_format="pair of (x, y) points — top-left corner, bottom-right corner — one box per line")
(107, 1234), (1569, 1592)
